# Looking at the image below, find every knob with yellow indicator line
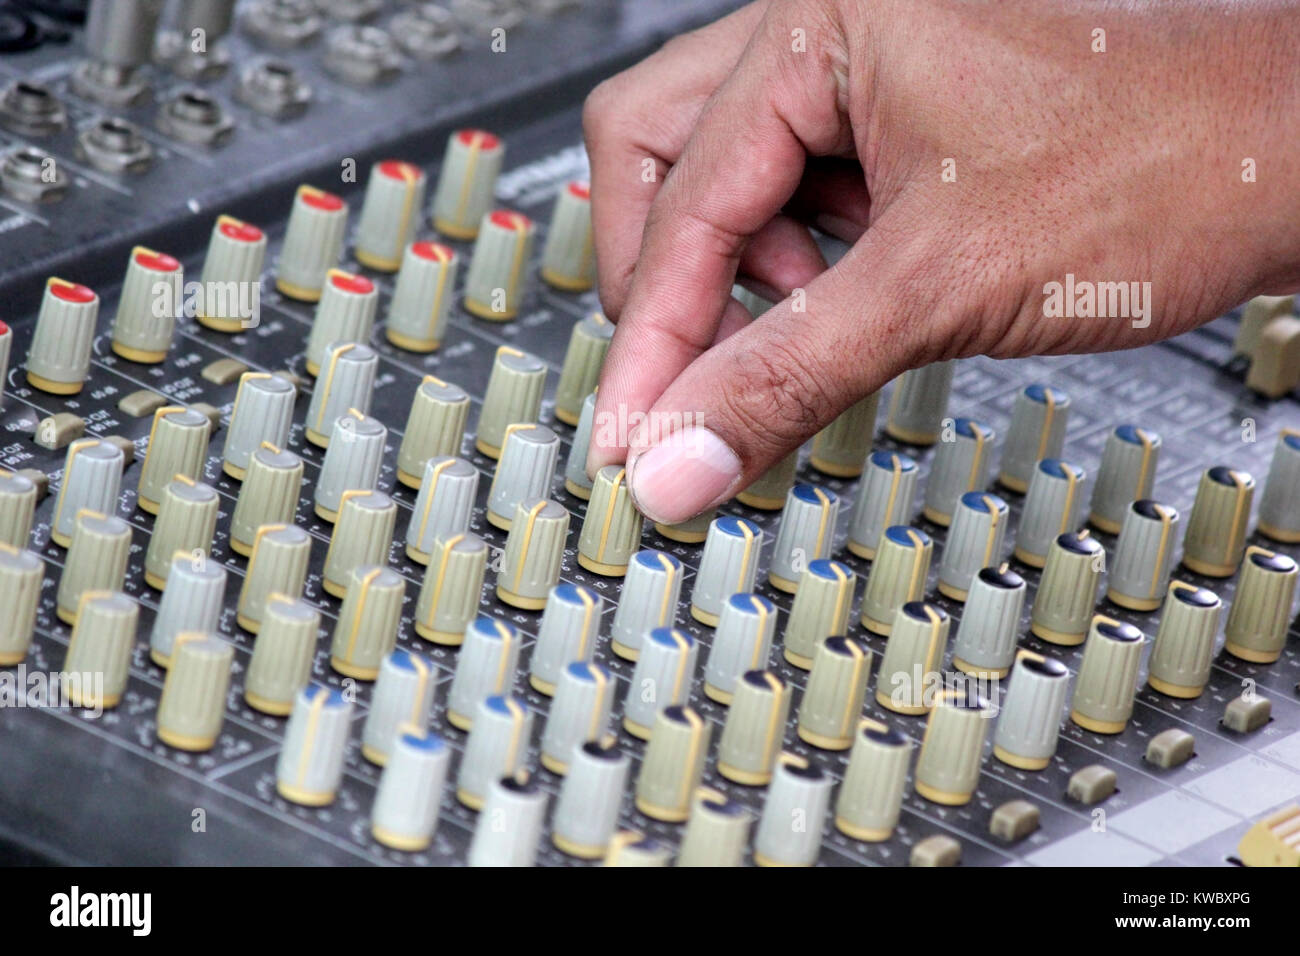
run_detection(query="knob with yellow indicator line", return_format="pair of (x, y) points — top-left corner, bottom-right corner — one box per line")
(136, 405), (211, 514)
(951, 565), (1026, 677)
(540, 660), (615, 772)
(703, 592), (776, 702)
(1259, 430), (1300, 543)
(457, 695), (532, 810)
(1029, 531), (1104, 646)
(810, 392), (880, 478)
(276, 684), (353, 805)
(321, 490), (396, 599)
(196, 215), (266, 332)
(329, 565), (403, 680)
(149, 554), (225, 667)
(717, 670), (790, 785)
(0, 545), (43, 666)
(237, 525), (311, 633)
(541, 181), (596, 291)
(469, 775), (548, 867)
(385, 242), (459, 352)
(222, 372), (296, 479)
(993, 651), (1069, 770)
(26, 277), (98, 395)
(475, 345), (546, 458)
(1182, 466), (1256, 577)
(783, 559), (854, 670)
(111, 246), (183, 363)
(413, 533), (487, 645)
(553, 312), (612, 425)
(464, 209), (535, 320)
(229, 444), (303, 556)
(769, 483), (838, 592)
(362, 648), (436, 765)
(835, 720), (911, 841)
(1088, 425), (1161, 533)
(754, 755), (832, 867)
(396, 376), (470, 486)
(798, 636), (873, 750)
(1106, 499), (1180, 611)
(0, 469), (37, 549)
(496, 497), (569, 610)
(623, 627), (697, 740)
(938, 491), (1009, 600)
(432, 128), (503, 240)
(304, 270), (378, 374)
(885, 361), (955, 446)
(406, 456), (478, 563)
(276, 185), (347, 302)
(690, 516), (761, 626)
(156, 633), (233, 752)
(679, 790), (751, 867)
(1070, 616), (1144, 734)
(371, 731), (451, 852)
(578, 466), (643, 576)
(997, 384), (1070, 493)
(636, 706), (711, 822)
(564, 391), (599, 500)
(143, 478), (219, 590)
(447, 617), (520, 731)
(1147, 583), (1221, 698)
(846, 450), (917, 559)
(304, 342), (378, 445)
(914, 689), (992, 806)
(735, 449), (797, 510)
(62, 591), (137, 710)
(486, 424), (560, 531)
(530, 584), (603, 695)
(244, 596), (319, 715)
(610, 549), (682, 661)
(50, 439), (124, 548)
(55, 511), (130, 625)
(553, 742), (628, 859)
(604, 833), (672, 867)
(876, 602), (947, 716)
(1223, 547), (1298, 664)
(1014, 459), (1085, 568)
(859, 525), (933, 635)
(922, 417), (994, 525)
(355, 159), (426, 271)
(314, 410), (387, 522)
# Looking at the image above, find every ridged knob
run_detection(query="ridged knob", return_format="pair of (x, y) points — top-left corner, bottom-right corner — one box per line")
(222, 372), (296, 479)
(993, 652), (1069, 769)
(679, 790), (751, 867)
(1147, 583), (1222, 698)
(530, 584), (603, 694)
(1235, 294), (1294, 354)
(304, 342), (378, 447)
(754, 755), (832, 867)
(464, 210), (534, 320)
(149, 554), (226, 667)
(329, 565), (403, 679)
(783, 559), (854, 670)
(1224, 547), (1298, 664)
(496, 498), (569, 610)
(110, 246), (183, 363)
(237, 524), (311, 632)
(1029, 531), (1104, 645)
(885, 361), (955, 445)
(355, 159), (426, 272)
(859, 525), (933, 635)
(0, 546), (44, 665)
(609, 549), (682, 661)
(703, 592), (775, 702)
(406, 456), (478, 563)
(846, 450), (918, 559)
(476, 345), (546, 458)
(321, 490), (396, 598)
(1181, 466), (1256, 577)
(654, 508), (715, 545)
(156, 633), (233, 752)
(810, 392), (880, 477)
(314, 410), (387, 521)
(768, 483), (838, 592)
(62, 591), (137, 709)
(553, 741), (629, 859)
(385, 242), (459, 352)
(276, 684), (353, 804)
(245, 595), (319, 715)
(950, 565), (1026, 677)
(604, 833), (672, 867)
(1259, 430), (1300, 542)
(412, 532), (487, 644)
(137, 405), (211, 513)
(276, 184), (347, 302)
(143, 477), (219, 590)
(540, 181), (595, 292)
(716, 670), (791, 785)
(735, 449), (797, 510)
(371, 730), (451, 852)
(1070, 616), (1145, 734)
(624, 627), (697, 739)
(468, 776), (547, 867)
(636, 706), (711, 822)
(229, 443), (303, 555)
(0, 469), (36, 549)
(552, 317), (611, 429)
(914, 689), (992, 806)
(1106, 500), (1180, 611)
(447, 617), (520, 730)
(563, 390), (598, 500)
(1013, 460), (1085, 568)
(540, 660), (615, 772)
(486, 424), (560, 530)
(799, 636), (873, 749)
(1088, 425), (1161, 533)
(26, 277), (99, 395)
(362, 648), (436, 765)
(456, 695), (532, 809)
(876, 602), (947, 716)
(195, 215), (266, 332)
(304, 270), (378, 374)
(690, 516), (762, 626)
(922, 417), (995, 525)
(836, 721), (912, 841)
(51, 439), (124, 548)
(997, 384), (1070, 493)
(937, 491), (1009, 600)
(431, 128), (503, 240)
(55, 511), (130, 624)
(396, 376), (470, 486)
(578, 466), (643, 576)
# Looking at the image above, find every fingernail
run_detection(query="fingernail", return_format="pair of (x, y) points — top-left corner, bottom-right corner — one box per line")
(628, 426), (742, 525)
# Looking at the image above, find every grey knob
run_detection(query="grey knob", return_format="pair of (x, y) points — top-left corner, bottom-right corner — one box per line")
(0, 469), (36, 549)
(604, 833), (672, 867)
(1029, 531), (1104, 646)
(1235, 294), (1294, 355)
(703, 592), (775, 702)
(624, 627), (697, 739)
(371, 730), (451, 852)
(304, 342), (378, 447)
(810, 392), (880, 478)
(1182, 465), (1256, 577)
(276, 684), (353, 805)
(431, 128), (503, 240)
(885, 361), (955, 445)
(1013, 459), (1086, 568)
(304, 270), (379, 374)
(609, 549), (683, 661)
(413, 533), (488, 645)
(386, 242), (459, 353)
(937, 491), (1009, 600)
(355, 159), (427, 272)
(921, 417), (995, 525)
(754, 755), (832, 867)
(783, 559), (854, 670)
(396, 376), (470, 487)
(137, 405), (212, 514)
(1223, 547), (1298, 664)
(717, 670), (791, 785)
(237, 524), (311, 632)
(577, 466), (643, 576)
(1070, 616), (1145, 734)
(222, 372), (296, 479)
(321, 490), (396, 598)
(156, 633), (233, 752)
(846, 450), (918, 559)
(799, 636), (874, 749)
(835, 720), (911, 842)
(859, 525), (933, 635)
(541, 182), (596, 292)
(143, 477), (219, 590)
(690, 516), (762, 626)
(275, 184), (348, 302)
(447, 617), (520, 730)
(914, 689), (992, 806)
(0, 546), (43, 666)
(52, 440), (125, 549)
(468, 775), (547, 867)
(496, 498), (569, 610)
(552, 741), (628, 860)
(196, 215), (266, 332)
(530, 584), (603, 695)
(993, 652), (1069, 770)
(463, 210), (535, 321)
(486, 424), (560, 530)
(1088, 425), (1161, 533)
(406, 456), (478, 563)
(475, 345), (546, 458)
(540, 660), (615, 773)
(329, 565), (403, 680)
(1106, 500), (1180, 611)
(735, 450), (797, 510)
(56, 511), (130, 625)
(314, 410), (387, 522)
(229, 443), (303, 556)
(654, 508), (716, 545)
(110, 246), (183, 364)
(636, 706), (711, 822)
(362, 648), (436, 765)
(456, 694), (533, 810)
(149, 554), (226, 667)
(997, 384), (1070, 493)
(1259, 430), (1300, 543)
(875, 602), (947, 716)
(768, 483), (838, 592)
(679, 790), (751, 867)
(554, 313), (611, 425)
(26, 277), (99, 395)
(84, 0), (162, 65)
(62, 591), (138, 710)
(950, 565), (1026, 677)
(244, 595), (319, 715)
(1147, 583), (1222, 698)
(563, 390), (598, 500)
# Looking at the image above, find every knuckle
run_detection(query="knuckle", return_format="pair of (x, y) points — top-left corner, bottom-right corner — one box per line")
(718, 338), (830, 453)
